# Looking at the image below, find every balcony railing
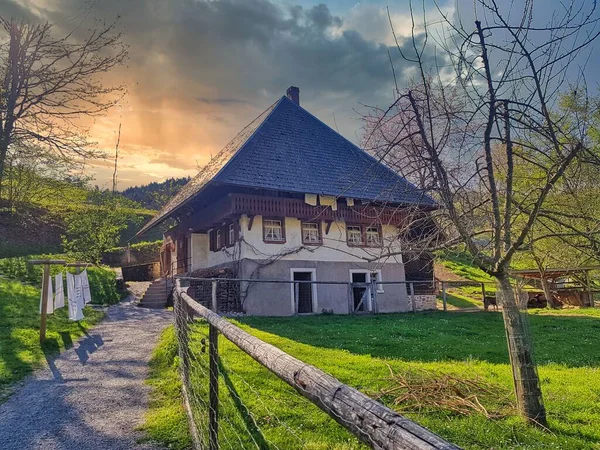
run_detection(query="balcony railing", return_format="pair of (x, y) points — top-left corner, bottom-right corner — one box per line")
(179, 193), (408, 233)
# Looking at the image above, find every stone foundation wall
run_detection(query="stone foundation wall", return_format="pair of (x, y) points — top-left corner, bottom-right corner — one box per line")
(412, 294), (437, 311)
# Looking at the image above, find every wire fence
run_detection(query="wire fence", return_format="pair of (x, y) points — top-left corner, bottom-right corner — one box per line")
(173, 278), (460, 450)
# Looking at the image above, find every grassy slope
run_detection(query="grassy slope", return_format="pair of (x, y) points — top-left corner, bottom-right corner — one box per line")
(436, 253), (499, 309)
(0, 278), (104, 401)
(144, 310), (600, 449)
(0, 181), (158, 258)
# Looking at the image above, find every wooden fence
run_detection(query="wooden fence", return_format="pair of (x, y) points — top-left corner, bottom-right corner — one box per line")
(174, 280), (460, 450)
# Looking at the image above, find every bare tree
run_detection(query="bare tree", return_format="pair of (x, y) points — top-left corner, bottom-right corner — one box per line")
(364, 0), (600, 427)
(0, 17), (128, 191)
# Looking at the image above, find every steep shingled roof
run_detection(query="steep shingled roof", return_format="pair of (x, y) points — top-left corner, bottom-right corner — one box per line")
(137, 95), (434, 236)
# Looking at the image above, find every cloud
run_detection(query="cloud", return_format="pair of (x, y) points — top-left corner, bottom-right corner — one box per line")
(196, 97), (251, 106)
(0, 0), (443, 187)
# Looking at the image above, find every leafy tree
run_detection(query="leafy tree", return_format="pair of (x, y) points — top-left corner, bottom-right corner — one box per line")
(61, 196), (129, 263)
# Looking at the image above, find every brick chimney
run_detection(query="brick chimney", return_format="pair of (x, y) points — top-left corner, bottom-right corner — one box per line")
(286, 86), (300, 105)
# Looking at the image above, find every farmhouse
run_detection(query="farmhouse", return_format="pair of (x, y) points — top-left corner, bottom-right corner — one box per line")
(137, 87), (437, 315)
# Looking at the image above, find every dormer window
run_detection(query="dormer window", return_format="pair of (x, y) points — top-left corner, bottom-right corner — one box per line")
(263, 218), (285, 243)
(216, 229), (222, 249)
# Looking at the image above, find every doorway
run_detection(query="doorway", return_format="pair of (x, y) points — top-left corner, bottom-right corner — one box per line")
(350, 271), (371, 313)
(290, 269), (317, 314)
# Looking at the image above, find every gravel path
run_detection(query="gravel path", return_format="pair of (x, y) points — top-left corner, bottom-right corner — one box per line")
(0, 292), (172, 450)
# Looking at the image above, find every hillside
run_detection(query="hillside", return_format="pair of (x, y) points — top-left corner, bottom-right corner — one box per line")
(0, 180), (164, 258)
(121, 177), (189, 210)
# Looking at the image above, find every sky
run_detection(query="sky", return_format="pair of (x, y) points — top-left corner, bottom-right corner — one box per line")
(1, 0), (598, 189)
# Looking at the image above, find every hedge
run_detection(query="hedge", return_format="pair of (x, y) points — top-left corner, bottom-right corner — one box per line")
(102, 240), (161, 267)
(0, 255), (122, 305)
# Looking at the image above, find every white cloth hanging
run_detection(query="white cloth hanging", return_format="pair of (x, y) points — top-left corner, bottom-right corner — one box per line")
(73, 274), (85, 320)
(304, 193), (318, 206)
(54, 273), (65, 309)
(319, 195), (338, 211)
(81, 270), (92, 304)
(66, 272), (84, 321)
(39, 274), (54, 315)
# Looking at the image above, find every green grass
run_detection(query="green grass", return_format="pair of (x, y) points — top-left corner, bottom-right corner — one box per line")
(145, 310), (600, 449)
(438, 291), (482, 309)
(438, 252), (496, 284)
(139, 327), (191, 449)
(0, 278), (105, 401)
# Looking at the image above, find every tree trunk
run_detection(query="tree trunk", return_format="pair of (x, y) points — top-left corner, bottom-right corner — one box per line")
(0, 139), (7, 198)
(496, 275), (548, 428)
(540, 277), (557, 309)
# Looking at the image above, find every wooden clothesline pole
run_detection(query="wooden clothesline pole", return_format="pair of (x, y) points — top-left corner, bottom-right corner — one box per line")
(28, 260), (92, 343)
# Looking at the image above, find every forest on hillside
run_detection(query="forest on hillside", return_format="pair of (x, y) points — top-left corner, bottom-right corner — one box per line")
(121, 177), (190, 209)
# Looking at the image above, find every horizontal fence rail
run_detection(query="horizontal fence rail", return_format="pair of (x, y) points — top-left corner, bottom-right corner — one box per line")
(175, 280), (460, 450)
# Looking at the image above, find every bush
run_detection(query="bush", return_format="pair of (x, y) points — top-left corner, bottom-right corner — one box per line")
(0, 255), (122, 305)
(102, 240), (161, 267)
(85, 267), (121, 305)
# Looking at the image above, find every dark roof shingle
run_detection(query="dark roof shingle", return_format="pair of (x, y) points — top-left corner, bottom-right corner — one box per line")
(137, 95), (434, 236)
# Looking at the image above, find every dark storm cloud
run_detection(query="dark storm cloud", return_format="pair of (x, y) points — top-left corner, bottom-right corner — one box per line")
(0, 0), (429, 105)
(0, 0), (439, 183)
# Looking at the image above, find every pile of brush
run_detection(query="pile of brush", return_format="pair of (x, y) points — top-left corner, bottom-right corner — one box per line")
(374, 366), (514, 419)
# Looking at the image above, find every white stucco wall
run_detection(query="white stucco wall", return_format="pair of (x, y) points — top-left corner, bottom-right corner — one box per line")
(190, 233), (209, 272)
(238, 215), (403, 265)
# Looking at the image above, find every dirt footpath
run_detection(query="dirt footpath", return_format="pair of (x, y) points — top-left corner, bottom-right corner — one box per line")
(0, 294), (171, 450)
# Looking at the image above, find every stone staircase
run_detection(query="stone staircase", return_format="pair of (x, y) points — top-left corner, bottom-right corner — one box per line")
(138, 278), (173, 309)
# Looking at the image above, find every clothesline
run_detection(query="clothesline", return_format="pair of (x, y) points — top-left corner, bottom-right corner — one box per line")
(28, 260), (93, 343)
(40, 270), (93, 321)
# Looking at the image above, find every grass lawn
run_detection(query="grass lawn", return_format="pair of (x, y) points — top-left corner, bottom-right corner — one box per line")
(0, 277), (105, 401)
(143, 309), (600, 449)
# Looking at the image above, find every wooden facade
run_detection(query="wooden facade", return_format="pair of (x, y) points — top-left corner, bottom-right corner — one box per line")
(170, 192), (409, 239)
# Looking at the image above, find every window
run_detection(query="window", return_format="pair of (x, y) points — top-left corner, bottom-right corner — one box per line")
(302, 222), (321, 244)
(366, 226), (381, 246)
(347, 225), (363, 245)
(228, 223), (235, 246)
(371, 270), (384, 293)
(216, 229), (222, 249)
(263, 218), (285, 243)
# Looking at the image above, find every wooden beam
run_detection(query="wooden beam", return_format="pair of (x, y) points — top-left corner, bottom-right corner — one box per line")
(39, 264), (50, 343)
(176, 285), (458, 450)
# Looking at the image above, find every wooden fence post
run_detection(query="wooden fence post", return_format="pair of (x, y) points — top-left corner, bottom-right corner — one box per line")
(39, 264), (50, 343)
(209, 280), (219, 450)
(294, 282), (300, 314)
(481, 282), (486, 306)
(347, 282), (353, 314)
(370, 279), (378, 314)
(586, 270), (593, 307)
(409, 282), (416, 313)
(442, 281), (447, 312)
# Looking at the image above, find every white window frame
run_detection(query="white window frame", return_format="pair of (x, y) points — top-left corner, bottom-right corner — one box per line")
(228, 223), (235, 246)
(349, 269), (373, 312)
(301, 222), (320, 244)
(263, 219), (284, 242)
(289, 268), (318, 314)
(365, 226), (381, 246)
(371, 269), (384, 293)
(347, 225), (363, 245)
(216, 229), (221, 249)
